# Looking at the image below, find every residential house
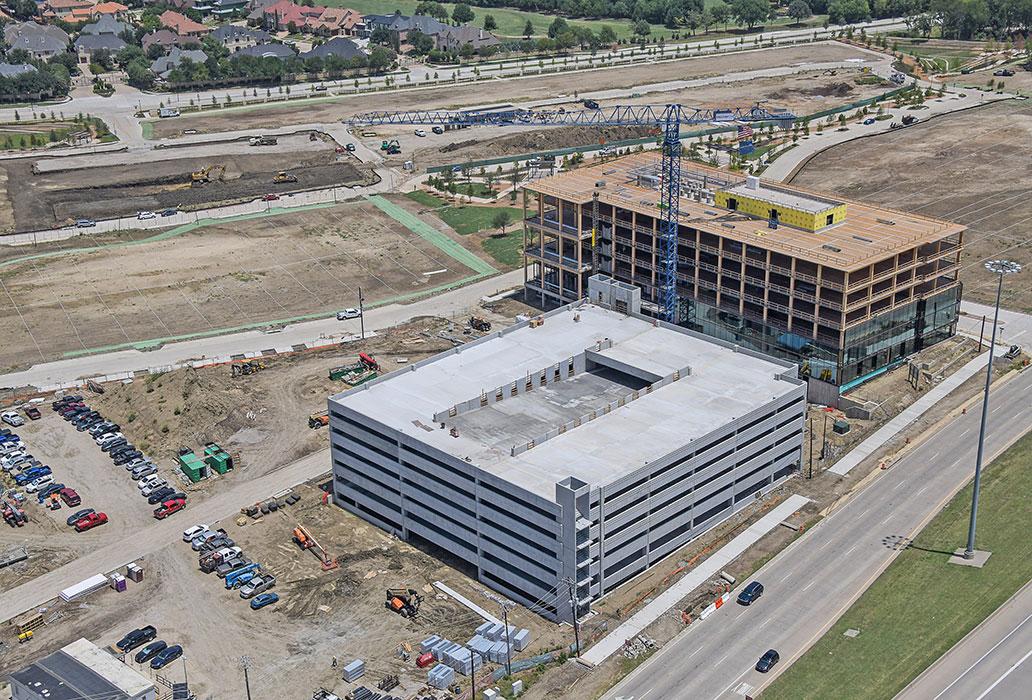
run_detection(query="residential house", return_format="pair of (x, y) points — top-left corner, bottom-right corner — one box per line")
(0, 63), (37, 78)
(362, 12), (448, 41)
(74, 14), (128, 62)
(159, 10), (211, 38)
(195, 0), (249, 17)
(305, 7), (362, 36)
(142, 29), (182, 53)
(151, 46), (208, 79)
(90, 2), (130, 19)
(211, 24), (270, 52)
(41, 0), (95, 21)
(435, 25), (499, 53)
(3, 22), (70, 61)
(79, 14), (130, 37)
(260, 0), (323, 32)
(236, 42), (295, 59)
(300, 36), (363, 61)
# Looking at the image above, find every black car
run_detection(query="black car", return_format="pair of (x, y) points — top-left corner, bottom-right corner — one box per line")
(147, 486), (175, 504)
(109, 445), (135, 459)
(150, 644), (183, 669)
(66, 508), (96, 526)
(737, 581), (764, 606)
(755, 649), (780, 673)
(101, 438), (128, 453)
(114, 450), (143, 465)
(134, 639), (168, 664)
(116, 625), (157, 652)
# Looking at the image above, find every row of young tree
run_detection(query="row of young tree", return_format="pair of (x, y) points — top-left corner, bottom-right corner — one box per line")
(0, 49), (73, 101)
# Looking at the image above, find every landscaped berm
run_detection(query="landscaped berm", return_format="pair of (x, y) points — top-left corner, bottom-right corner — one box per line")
(763, 428), (1032, 700)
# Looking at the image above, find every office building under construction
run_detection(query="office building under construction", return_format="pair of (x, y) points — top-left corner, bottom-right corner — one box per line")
(523, 153), (965, 398)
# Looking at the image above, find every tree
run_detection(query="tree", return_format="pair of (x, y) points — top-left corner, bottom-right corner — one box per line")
(407, 30), (434, 55)
(827, 0), (872, 24)
(548, 17), (570, 38)
(367, 46), (395, 73)
(700, 9), (715, 33)
(633, 19), (652, 39)
(492, 210), (512, 233)
(523, 19), (535, 38)
(415, 1), (448, 21)
(599, 25), (617, 45)
(711, 1), (731, 30)
(731, 0), (771, 29)
(788, 0), (813, 24)
(483, 14), (497, 31)
(451, 3), (475, 25)
(370, 26), (392, 46)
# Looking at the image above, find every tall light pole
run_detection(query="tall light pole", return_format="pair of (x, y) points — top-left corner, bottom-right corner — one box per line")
(964, 259), (1021, 560)
(240, 655), (253, 700)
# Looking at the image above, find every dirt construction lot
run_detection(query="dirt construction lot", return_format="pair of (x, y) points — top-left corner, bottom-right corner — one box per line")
(0, 198), (491, 370)
(150, 43), (880, 140)
(382, 68), (894, 169)
(791, 99), (1032, 312)
(0, 145), (372, 232)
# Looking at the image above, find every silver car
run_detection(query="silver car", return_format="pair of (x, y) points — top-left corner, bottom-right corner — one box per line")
(131, 464), (157, 480)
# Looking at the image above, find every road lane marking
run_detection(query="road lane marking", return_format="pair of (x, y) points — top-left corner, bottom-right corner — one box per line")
(817, 538), (833, 551)
(802, 580), (817, 592)
(932, 611), (1032, 700)
(640, 689), (653, 700)
(857, 507), (871, 520)
(915, 485), (928, 497)
(973, 646), (1032, 700)
(715, 652), (730, 666)
(687, 647), (703, 659)
(844, 544), (858, 557)
(880, 514), (893, 525)
(895, 480), (907, 490)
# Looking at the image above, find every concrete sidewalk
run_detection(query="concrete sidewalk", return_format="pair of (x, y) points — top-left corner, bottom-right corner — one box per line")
(829, 351), (989, 475)
(581, 493), (810, 665)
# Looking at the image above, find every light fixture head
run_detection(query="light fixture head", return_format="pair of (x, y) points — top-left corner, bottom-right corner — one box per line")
(985, 260), (1021, 275)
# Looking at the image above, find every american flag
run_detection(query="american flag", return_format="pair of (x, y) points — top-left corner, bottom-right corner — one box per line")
(737, 124), (754, 141)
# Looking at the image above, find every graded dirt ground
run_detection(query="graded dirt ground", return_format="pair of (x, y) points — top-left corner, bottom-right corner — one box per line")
(149, 43), (879, 140)
(0, 146), (373, 232)
(385, 69), (893, 170)
(789, 99), (1032, 312)
(0, 198), (490, 370)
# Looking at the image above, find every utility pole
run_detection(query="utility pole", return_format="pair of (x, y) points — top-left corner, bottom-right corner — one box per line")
(470, 646), (476, 699)
(564, 577), (581, 657)
(240, 656), (252, 700)
(821, 413), (829, 461)
(808, 416), (814, 479)
(964, 259), (1021, 560)
(358, 286), (365, 340)
(500, 601), (514, 677)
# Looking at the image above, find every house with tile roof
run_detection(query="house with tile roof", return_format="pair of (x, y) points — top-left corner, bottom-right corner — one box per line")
(159, 10), (211, 38)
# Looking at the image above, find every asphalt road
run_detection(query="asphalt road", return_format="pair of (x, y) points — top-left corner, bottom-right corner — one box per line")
(896, 582), (1032, 700)
(605, 367), (1032, 700)
(959, 302), (1032, 353)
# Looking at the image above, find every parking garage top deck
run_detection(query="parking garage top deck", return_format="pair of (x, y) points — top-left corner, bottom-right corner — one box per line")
(332, 303), (802, 499)
(527, 152), (965, 271)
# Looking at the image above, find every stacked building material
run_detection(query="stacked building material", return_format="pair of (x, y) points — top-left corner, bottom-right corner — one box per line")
(341, 659), (364, 682)
(427, 664), (454, 689)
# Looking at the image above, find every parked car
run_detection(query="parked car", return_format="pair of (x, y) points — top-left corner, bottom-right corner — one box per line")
(66, 508), (95, 527)
(150, 644), (183, 669)
(160, 208), (178, 217)
(59, 488), (82, 507)
(154, 498), (186, 519)
(1, 411), (24, 427)
(994, 68), (1015, 77)
(345, 143), (356, 152)
(24, 407), (41, 420)
(134, 640), (168, 664)
(336, 308), (361, 320)
(250, 592), (279, 610)
(142, 481), (169, 497)
(25, 474), (55, 493)
(147, 486), (176, 505)
(137, 211), (157, 220)
(125, 458), (152, 472)
(191, 530), (221, 551)
(138, 474), (163, 491)
(96, 432), (123, 445)
(90, 421), (118, 436)
(414, 129), (426, 137)
(132, 464), (157, 480)
(74, 511), (108, 532)
(75, 219), (96, 228)
(101, 437), (128, 452)
(737, 581), (764, 606)
(182, 524), (209, 542)
(239, 575), (276, 599)
(116, 625), (157, 652)
(114, 450), (143, 465)
(431, 125), (444, 135)
(261, 193), (280, 201)
(862, 117), (876, 125)
(36, 483), (65, 502)
(755, 649), (780, 673)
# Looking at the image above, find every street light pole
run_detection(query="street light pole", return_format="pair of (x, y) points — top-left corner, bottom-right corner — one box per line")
(240, 656), (253, 700)
(964, 259), (1021, 559)
(358, 286), (365, 340)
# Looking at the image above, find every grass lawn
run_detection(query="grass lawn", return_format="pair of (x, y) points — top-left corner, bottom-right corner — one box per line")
(327, 0), (824, 41)
(405, 192), (523, 266)
(405, 189), (445, 209)
(482, 230), (523, 266)
(763, 429), (1032, 700)
(436, 204), (523, 236)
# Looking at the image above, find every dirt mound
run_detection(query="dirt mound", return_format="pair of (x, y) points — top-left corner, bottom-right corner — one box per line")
(808, 81), (856, 97)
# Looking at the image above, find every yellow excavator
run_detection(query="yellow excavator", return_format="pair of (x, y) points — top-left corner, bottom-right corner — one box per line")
(273, 170), (298, 184)
(191, 164), (225, 186)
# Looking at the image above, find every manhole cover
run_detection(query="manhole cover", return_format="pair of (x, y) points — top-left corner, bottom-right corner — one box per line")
(844, 628), (861, 638)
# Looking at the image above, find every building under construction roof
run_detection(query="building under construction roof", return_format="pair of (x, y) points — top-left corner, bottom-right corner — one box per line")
(524, 152), (964, 397)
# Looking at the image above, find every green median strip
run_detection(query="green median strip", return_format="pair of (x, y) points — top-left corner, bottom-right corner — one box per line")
(366, 194), (497, 276)
(763, 429), (1032, 700)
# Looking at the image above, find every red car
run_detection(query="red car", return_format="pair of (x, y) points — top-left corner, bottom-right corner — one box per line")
(154, 497), (186, 519)
(59, 487), (81, 507)
(74, 511), (108, 532)
(261, 193), (279, 201)
(24, 407), (41, 420)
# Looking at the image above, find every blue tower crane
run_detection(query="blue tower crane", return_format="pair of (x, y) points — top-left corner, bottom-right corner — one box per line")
(346, 103), (794, 322)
